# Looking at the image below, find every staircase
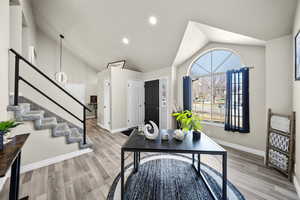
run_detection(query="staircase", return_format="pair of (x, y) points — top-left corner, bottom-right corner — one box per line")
(7, 102), (92, 149)
(8, 48), (92, 150)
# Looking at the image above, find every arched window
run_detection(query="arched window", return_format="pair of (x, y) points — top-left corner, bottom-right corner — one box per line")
(189, 49), (243, 123)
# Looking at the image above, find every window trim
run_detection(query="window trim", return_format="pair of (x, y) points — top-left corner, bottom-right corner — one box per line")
(202, 120), (225, 128)
(186, 47), (245, 76)
(188, 48), (244, 124)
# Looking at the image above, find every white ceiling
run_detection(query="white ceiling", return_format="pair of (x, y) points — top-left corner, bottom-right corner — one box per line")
(30, 0), (297, 72)
(172, 21), (266, 67)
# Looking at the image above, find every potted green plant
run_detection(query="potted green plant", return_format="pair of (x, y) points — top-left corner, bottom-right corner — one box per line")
(172, 110), (202, 140)
(0, 120), (22, 150)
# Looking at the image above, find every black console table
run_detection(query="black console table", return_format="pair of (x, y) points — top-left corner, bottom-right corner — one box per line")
(0, 134), (30, 200)
(121, 129), (227, 200)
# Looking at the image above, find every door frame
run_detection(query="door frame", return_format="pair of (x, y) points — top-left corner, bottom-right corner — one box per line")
(127, 80), (145, 128)
(144, 76), (169, 129)
(103, 79), (111, 130)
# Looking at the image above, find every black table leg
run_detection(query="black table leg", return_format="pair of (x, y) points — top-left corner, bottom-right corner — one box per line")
(133, 152), (139, 173)
(197, 154), (201, 175)
(192, 153), (195, 165)
(121, 149), (125, 200)
(137, 152), (140, 170)
(222, 152), (227, 200)
(9, 152), (21, 200)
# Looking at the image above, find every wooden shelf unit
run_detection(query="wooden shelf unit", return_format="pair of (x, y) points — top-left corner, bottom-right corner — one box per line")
(266, 109), (295, 181)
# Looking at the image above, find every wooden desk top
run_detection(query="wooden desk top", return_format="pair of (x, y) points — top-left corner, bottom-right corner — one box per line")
(0, 134), (30, 177)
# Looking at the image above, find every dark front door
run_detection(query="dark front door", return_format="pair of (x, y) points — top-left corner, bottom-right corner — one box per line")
(145, 80), (159, 127)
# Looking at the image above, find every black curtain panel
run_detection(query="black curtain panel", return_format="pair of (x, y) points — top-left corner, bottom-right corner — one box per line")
(183, 76), (192, 111)
(225, 68), (249, 133)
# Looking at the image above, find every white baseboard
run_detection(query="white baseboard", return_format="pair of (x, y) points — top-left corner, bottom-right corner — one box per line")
(21, 148), (92, 174)
(97, 123), (129, 134)
(294, 176), (300, 198)
(0, 171), (10, 192)
(97, 123), (111, 132)
(212, 138), (265, 158)
(110, 127), (130, 133)
(86, 115), (96, 119)
(97, 122), (106, 129)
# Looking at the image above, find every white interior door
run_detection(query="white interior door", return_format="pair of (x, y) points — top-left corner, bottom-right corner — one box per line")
(127, 80), (144, 128)
(103, 80), (111, 130)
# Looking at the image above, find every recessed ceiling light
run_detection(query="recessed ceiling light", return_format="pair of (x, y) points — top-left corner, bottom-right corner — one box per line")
(122, 37), (129, 45)
(149, 16), (157, 25)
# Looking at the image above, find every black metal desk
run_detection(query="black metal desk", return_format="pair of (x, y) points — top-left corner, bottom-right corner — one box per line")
(121, 129), (227, 200)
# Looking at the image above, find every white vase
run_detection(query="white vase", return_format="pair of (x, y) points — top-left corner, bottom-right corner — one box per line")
(173, 129), (185, 141)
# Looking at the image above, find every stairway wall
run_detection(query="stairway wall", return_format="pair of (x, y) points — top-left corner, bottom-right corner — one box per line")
(13, 28), (98, 128)
(9, 0), (38, 94)
(35, 28), (98, 104)
(7, 1), (97, 127)
(0, 0), (9, 121)
(11, 121), (79, 166)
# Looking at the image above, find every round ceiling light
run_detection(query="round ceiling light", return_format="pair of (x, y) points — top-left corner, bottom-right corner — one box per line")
(149, 16), (157, 25)
(122, 37), (129, 45)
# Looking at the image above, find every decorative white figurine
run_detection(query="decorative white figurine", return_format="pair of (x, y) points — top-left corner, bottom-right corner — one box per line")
(161, 132), (169, 141)
(144, 121), (159, 140)
(137, 124), (144, 135)
(173, 129), (185, 141)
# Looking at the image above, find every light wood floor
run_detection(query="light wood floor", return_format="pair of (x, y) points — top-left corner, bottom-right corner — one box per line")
(0, 119), (298, 200)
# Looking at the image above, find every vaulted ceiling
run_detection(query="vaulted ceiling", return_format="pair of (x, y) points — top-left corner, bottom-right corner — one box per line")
(172, 21), (266, 67)
(30, 0), (297, 72)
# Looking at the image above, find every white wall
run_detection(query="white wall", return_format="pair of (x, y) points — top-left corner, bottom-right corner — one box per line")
(97, 68), (142, 131)
(36, 28), (98, 104)
(293, 0), (300, 189)
(9, 5), (22, 94)
(19, 0), (37, 49)
(98, 67), (173, 131)
(9, 0), (38, 94)
(1, 0), (95, 177)
(265, 35), (293, 114)
(176, 42), (267, 151)
(11, 122), (78, 165)
(12, 27), (98, 128)
(142, 67), (173, 129)
(9, 6), (22, 52)
(0, 0), (10, 121)
(97, 69), (111, 126)
(7, 1), (98, 127)
(111, 68), (142, 130)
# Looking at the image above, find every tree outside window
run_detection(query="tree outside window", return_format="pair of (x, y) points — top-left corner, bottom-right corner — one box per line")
(190, 49), (242, 123)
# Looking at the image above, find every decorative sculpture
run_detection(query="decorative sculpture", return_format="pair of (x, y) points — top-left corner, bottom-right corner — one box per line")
(137, 124), (144, 135)
(144, 121), (159, 140)
(161, 132), (169, 141)
(173, 129), (185, 141)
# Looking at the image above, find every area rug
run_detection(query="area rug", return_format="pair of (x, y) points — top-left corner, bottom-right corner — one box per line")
(107, 154), (245, 200)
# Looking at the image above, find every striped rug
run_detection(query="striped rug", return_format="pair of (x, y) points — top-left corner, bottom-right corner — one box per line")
(107, 154), (245, 200)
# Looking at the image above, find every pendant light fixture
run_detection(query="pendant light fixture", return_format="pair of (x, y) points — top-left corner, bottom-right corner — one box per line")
(55, 34), (68, 85)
